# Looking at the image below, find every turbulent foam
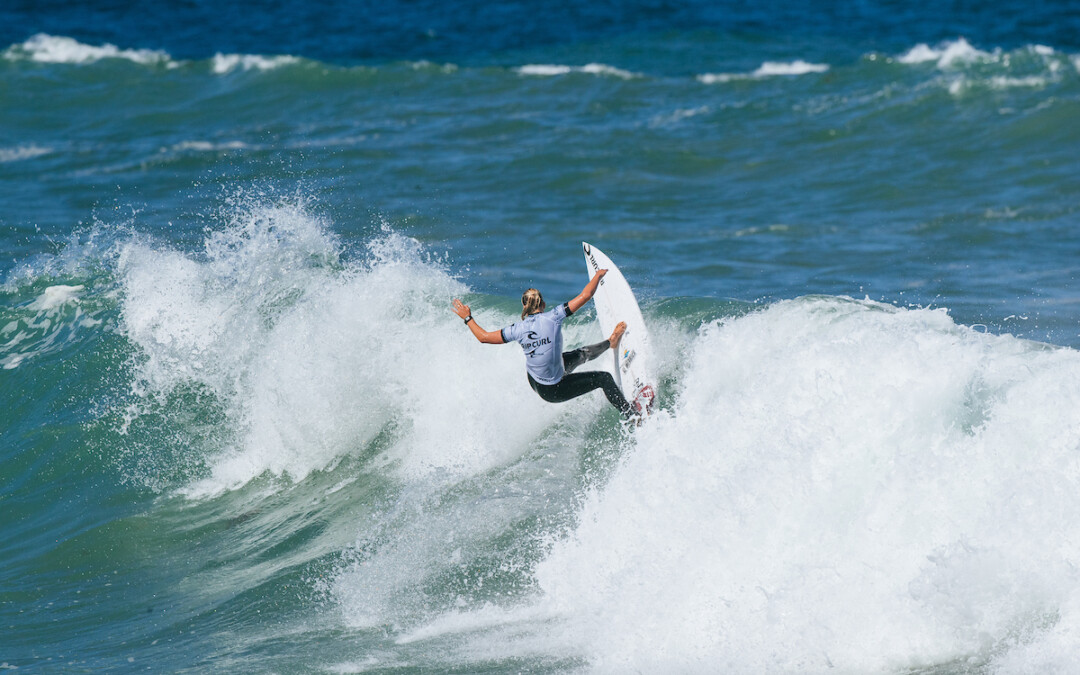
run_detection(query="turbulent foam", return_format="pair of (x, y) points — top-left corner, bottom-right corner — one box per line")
(890, 39), (1075, 98)
(897, 37), (998, 68)
(2, 34), (303, 75)
(211, 53), (301, 74)
(516, 63), (637, 79)
(114, 198), (570, 497)
(0, 145), (51, 163)
(698, 60), (829, 84)
(5, 33), (169, 65)
(1, 284), (95, 370)
(27, 284), (84, 311)
(753, 60), (829, 77)
(167, 140), (250, 152)
(648, 106), (711, 127)
(362, 296), (1080, 671)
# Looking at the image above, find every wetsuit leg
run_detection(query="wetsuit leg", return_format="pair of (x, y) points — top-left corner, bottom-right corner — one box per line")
(529, 371), (635, 418)
(562, 340), (611, 374)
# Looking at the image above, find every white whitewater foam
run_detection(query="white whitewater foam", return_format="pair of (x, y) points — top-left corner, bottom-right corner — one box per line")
(7, 33), (169, 65)
(988, 75), (1048, 90)
(516, 64), (572, 76)
(28, 285), (84, 311)
(167, 140), (250, 153)
(428, 296), (1080, 672)
(211, 53), (301, 74)
(579, 63), (636, 79)
(516, 63), (637, 79)
(897, 43), (941, 64)
(649, 106), (711, 127)
(117, 200), (569, 497)
(898, 38), (993, 69)
(696, 72), (737, 84)
(0, 145), (51, 163)
(2, 283), (91, 369)
(753, 60), (829, 77)
(698, 60), (828, 84)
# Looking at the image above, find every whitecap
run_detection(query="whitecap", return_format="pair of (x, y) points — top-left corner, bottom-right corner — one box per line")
(897, 43), (941, 64)
(28, 284), (84, 311)
(167, 140), (250, 152)
(696, 72), (739, 84)
(516, 63), (637, 79)
(698, 60), (828, 84)
(898, 38), (993, 69)
(0, 145), (51, 163)
(649, 106), (711, 127)
(579, 62), (637, 79)
(752, 60), (829, 77)
(7, 33), (169, 65)
(516, 64), (573, 76)
(989, 75), (1048, 89)
(211, 53), (300, 74)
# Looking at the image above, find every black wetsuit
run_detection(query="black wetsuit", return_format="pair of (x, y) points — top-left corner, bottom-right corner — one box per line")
(527, 340), (635, 418)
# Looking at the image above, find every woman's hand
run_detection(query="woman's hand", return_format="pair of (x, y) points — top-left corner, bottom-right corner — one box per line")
(452, 298), (504, 344)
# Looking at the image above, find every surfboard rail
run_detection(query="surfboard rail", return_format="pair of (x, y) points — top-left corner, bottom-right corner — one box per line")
(582, 241), (656, 415)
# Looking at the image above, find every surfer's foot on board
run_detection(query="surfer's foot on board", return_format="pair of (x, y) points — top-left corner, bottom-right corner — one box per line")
(609, 321), (627, 350)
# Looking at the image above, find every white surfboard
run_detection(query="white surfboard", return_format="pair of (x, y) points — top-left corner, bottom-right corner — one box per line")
(582, 242), (656, 415)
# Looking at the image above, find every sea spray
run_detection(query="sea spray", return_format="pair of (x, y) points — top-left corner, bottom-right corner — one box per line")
(111, 197), (608, 497)
(498, 297), (1080, 672)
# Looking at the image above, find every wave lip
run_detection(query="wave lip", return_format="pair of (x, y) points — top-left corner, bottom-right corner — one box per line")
(698, 59), (829, 84)
(5, 33), (169, 65)
(211, 53), (301, 74)
(0, 145), (51, 163)
(898, 37), (990, 68)
(894, 39), (1072, 97)
(516, 62), (638, 79)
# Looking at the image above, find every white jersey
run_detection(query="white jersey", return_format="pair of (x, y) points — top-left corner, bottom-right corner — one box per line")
(501, 303), (573, 385)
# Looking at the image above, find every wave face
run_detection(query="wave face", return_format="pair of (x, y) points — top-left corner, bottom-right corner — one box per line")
(6, 2), (1080, 671)
(6, 198), (1080, 672)
(530, 298), (1080, 671)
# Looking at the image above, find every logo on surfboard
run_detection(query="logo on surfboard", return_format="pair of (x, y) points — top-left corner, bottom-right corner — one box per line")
(632, 384), (656, 415)
(583, 243), (605, 284)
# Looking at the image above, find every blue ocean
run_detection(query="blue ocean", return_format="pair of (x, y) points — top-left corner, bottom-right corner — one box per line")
(4, 1), (1080, 672)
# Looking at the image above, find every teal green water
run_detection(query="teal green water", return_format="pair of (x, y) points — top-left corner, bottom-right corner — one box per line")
(5, 6), (1080, 671)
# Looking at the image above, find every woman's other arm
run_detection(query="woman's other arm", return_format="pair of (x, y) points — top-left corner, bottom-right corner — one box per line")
(452, 298), (505, 344)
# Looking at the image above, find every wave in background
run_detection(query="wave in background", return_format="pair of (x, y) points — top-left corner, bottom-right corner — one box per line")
(5, 33), (1078, 86)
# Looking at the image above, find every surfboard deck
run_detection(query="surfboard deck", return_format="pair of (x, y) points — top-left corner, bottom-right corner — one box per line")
(582, 241), (656, 416)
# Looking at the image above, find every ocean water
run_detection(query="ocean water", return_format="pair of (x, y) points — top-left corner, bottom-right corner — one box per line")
(3, 1), (1080, 672)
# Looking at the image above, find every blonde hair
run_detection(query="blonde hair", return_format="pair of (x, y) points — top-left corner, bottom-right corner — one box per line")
(521, 288), (545, 319)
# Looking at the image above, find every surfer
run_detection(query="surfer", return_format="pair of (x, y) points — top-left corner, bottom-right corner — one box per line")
(451, 269), (638, 418)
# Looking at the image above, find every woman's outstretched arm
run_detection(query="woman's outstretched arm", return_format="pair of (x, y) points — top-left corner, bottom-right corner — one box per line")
(452, 298), (505, 344)
(567, 269), (608, 314)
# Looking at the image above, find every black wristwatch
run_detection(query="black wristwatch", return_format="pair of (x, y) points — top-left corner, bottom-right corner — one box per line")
(464, 315), (473, 324)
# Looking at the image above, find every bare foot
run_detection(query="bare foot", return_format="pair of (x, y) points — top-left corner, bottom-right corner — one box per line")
(609, 321), (627, 349)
